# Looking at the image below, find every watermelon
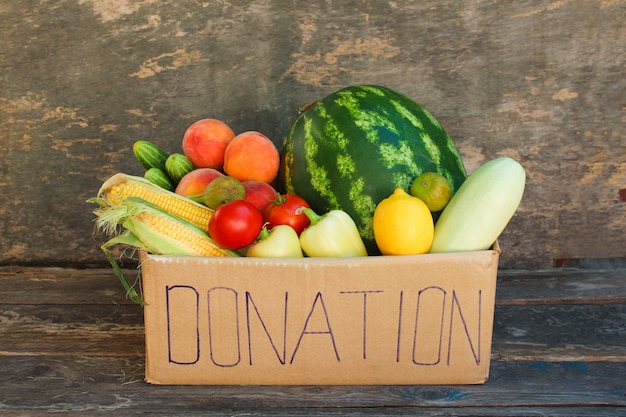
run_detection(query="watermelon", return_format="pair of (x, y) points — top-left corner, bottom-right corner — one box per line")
(278, 85), (467, 254)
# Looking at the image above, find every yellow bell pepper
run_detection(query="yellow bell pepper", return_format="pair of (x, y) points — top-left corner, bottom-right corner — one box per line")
(298, 208), (367, 257)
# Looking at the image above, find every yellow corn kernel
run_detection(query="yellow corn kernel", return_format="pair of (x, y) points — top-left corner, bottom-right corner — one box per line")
(133, 209), (230, 257)
(100, 173), (213, 230)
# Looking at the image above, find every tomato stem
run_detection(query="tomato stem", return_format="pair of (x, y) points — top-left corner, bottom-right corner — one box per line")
(270, 192), (287, 206)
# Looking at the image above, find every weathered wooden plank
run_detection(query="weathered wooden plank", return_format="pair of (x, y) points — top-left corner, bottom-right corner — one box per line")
(0, 266), (138, 305)
(0, 1), (625, 270)
(0, 304), (143, 356)
(0, 408), (623, 417)
(492, 304), (626, 361)
(0, 356), (624, 415)
(496, 268), (626, 305)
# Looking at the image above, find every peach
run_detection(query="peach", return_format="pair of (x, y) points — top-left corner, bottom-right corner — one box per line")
(223, 131), (280, 183)
(243, 180), (278, 213)
(175, 168), (224, 197)
(182, 118), (235, 169)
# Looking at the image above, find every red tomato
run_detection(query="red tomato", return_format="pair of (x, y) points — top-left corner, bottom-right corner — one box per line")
(263, 193), (311, 235)
(209, 200), (263, 250)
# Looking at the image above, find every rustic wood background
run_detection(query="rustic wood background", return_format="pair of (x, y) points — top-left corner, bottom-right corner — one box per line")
(1, 0), (624, 270)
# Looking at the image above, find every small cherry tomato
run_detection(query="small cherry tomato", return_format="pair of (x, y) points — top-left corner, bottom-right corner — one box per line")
(209, 200), (263, 250)
(263, 193), (311, 235)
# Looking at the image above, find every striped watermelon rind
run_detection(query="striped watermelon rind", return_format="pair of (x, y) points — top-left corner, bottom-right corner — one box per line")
(279, 85), (467, 254)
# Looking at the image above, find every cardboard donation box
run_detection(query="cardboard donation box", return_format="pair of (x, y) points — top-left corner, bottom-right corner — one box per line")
(141, 246), (500, 385)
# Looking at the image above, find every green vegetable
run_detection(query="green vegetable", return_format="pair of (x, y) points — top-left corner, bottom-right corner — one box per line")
(165, 153), (195, 184)
(133, 140), (169, 172)
(144, 167), (174, 191)
(246, 225), (304, 258)
(279, 85), (467, 254)
(429, 157), (526, 253)
(298, 208), (367, 257)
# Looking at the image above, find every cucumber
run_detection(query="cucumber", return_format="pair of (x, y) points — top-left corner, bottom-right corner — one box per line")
(144, 167), (174, 191)
(165, 153), (195, 184)
(133, 140), (169, 172)
(429, 157), (526, 253)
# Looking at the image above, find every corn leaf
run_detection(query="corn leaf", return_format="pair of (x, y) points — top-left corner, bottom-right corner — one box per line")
(101, 231), (146, 305)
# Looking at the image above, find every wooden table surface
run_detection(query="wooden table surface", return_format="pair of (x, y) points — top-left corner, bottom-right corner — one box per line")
(1, 266), (625, 416)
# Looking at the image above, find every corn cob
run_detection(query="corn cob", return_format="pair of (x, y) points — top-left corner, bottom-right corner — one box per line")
(98, 173), (213, 230)
(91, 197), (237, 304)
(94, 197), (234, 257)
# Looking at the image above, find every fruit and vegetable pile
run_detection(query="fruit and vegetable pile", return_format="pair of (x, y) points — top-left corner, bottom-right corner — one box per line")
(90, 85), (525, 304)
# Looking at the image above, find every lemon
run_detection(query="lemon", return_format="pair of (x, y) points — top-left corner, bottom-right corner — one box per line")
(373, 188), (434, 255)
(410, 172), (451, 212)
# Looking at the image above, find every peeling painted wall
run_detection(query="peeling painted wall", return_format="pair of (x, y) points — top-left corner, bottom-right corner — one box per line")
(1, 0), (624, 269)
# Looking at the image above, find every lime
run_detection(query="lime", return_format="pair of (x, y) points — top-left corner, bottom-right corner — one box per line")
(410, 172), (451, 212)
